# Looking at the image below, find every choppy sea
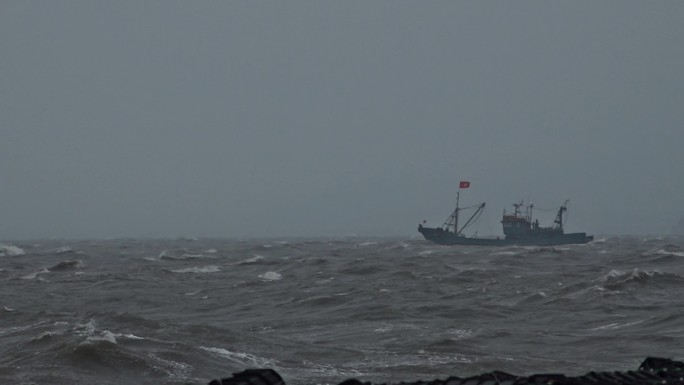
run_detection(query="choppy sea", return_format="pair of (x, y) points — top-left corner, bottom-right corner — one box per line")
(1, 236), (683, 385)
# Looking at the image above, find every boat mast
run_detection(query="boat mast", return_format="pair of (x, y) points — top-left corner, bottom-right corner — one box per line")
(454, 190), (460, 233)
(528, 202), (534, 223)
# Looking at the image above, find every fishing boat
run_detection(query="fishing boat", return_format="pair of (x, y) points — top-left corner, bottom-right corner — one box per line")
(418, 182), (593, 246)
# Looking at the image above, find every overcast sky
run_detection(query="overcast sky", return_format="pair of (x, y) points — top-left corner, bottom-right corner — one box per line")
(1, 1), (683, 239)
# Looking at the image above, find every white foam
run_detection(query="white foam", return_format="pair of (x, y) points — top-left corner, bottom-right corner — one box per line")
(358, 241), (378, 247)
(147, 352), (193, 378)
(181, 254), (205, 259)
(652, 249), (684, 257)
(85, 330), (117, 344)
(200, 346), (277, 367)
(171, 265), (221, 274)
(590, 319), (645, 330)
(32, 331), (56, 342)
(118, 333), (145, 340)
(0, 321), (50, 337)
(74, 320), (97, 336)
(489, 251), (518, 256)
(259, 271), (282, 281)
(301, 361), (366, 377)
(22, 268), (50, 280)
(205, 249), (218, 254)
(0, 244), (25, 257)
(241, 255), (265, 264)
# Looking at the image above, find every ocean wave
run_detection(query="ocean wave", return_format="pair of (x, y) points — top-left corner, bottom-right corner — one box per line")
(155, 250), (215, 260)
(598, 268), (684, 290)
(489, 250), (519, 256)
(417, 249), (437, 256)
(200, 346), (278, 367)
(297, 361), (366, 379)
(258, 271), (282, 280)
(0, 320), (51, 337)
(8, 316), (196, 384)
(0, 244), (25, 257)
(4, 236), (684, 385)
(162, 253), (213, 260)
(590, 319), (646, 331)
(170, 265), (221, 274)
(47, 246), (79, 255)
(69, 338), (167, 376)
(22, 268), (50, 280)
(239, 255), (266, 264)
(295, 294), (349, 306)
(357, 241), (378, 247)
(84, 330), (118, 344)
(645, 247), (684, 258)
(48, 260), (83, 271)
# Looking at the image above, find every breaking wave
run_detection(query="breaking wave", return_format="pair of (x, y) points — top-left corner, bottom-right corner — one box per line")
(598, 268), (684, 290)
(48, 260), (83, 271)
(0, 244), (25, 257)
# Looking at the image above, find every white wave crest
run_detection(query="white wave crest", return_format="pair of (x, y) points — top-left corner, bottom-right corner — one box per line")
(259, 271), (282, 281)
(48, 246), (76, 254)
(118, 333), (145, 340)
(85, 330), (118, 344)
(0, 244), (25, 257)
(590, 319), (645, 330)
(200, 346), (277, 367)
(241, 255), (265, 264)
(650, 248), (684, 257)
(171, 265), (221, 274)
(181, 254), (205, 259)
(358, 241), (378, 247)
(158, 251), (214, 261)
(22, 268), (50, 280)
(489, 251), (519, 256)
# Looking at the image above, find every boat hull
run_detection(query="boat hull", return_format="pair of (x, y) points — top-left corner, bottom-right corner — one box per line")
(418, 226), (594, 246)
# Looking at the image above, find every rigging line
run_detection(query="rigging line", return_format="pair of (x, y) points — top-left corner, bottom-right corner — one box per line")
(460, 203), (486, 210)
(459, 204), (485, 233)
(492, 372), (503, 385)
(532, 207), (557, 212)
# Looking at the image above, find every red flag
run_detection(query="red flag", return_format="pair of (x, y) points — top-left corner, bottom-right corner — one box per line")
(459, 181), (471, 189)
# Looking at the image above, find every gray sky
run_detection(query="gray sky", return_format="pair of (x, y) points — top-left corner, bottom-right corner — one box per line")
(1, 1), (683, 239)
